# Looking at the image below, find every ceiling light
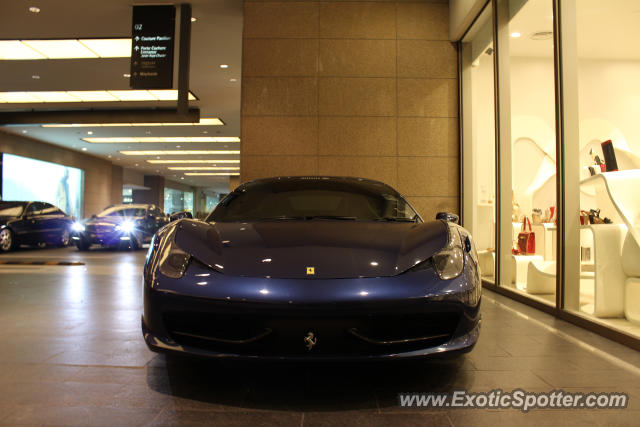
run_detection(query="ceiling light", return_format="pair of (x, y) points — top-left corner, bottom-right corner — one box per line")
(168, 167), (240, 171)
(42, 118), (223, 127)
(29, 6), (40, 13)
(146, 159), (240, 164)
(81, 147), (87, 151)
(185, 173), (240, 176)
(510, 32), (521, 38)
(109, 90), (156, 101)
(87, 131), (93, 135)
(0, 38), (130, 60)
(220, 64), (228, 69)
(78, 39), (131, 58)
(0, 41), (44, 59)
(31, 75), (40, 79)
(0, 90), (196, 103)
(29, 91), (80, 102)
(21, 130), (28, 134)
(83, 136), (239, 143)
(229, 78), (237, 82)
(67, 90), (117, 102)
(191, 17), (197, 22)
(22, 39), (98, 59)
(120, 150), (240, 156)
(123, 73), (131, 78)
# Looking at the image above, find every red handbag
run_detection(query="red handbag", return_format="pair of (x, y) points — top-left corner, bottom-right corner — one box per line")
(517, 217), (535, 255)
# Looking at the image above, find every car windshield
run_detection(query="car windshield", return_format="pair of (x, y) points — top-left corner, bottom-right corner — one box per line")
(0, 202), (26, 217)
(98, 206), (146, 218)
(208, 179), (419, 222)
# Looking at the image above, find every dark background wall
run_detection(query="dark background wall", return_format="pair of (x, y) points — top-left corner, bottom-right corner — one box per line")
(241, 0), (459, 220)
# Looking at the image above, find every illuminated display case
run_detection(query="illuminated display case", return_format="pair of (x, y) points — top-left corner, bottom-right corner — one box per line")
(461, 0), (640, 347)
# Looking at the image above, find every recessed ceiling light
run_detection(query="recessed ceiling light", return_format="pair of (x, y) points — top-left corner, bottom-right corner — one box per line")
(176, 145), (181, 148)
(229, 78), (237, 82)
(220, 64), (229, 69)
(146, 159), (240, 164)
(185, 172), (240, 176)
(83, 136), (239, 143)
(0, 89), (196, 103)
(123, 73), (131, 78)
(82, 147), (87, 151)
(87, 131), (93, 135)
(511, 32), (521, 38)
(0, 38), (129, 60)
(180, 177), (185, 180)
(42, 118), (223, 128)
(168, 166), (240, 171)
(31, 75), (40, 79)
(28, 6), (40, 13)
(21, 130), (27, 134)
(120, 150), (240, 156)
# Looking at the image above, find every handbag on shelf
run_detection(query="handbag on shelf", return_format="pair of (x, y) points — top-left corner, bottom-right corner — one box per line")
(532, 208), (543, 224)
(517, 217), (536, 255)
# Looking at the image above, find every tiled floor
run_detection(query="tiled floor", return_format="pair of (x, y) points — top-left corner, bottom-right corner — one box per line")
(1, 247), (640, 426)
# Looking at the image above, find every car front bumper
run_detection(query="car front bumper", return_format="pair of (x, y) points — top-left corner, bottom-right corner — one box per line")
(142, 261), (481, 361)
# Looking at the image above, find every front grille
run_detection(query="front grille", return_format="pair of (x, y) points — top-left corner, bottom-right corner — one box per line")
(163, 310), (461, 357)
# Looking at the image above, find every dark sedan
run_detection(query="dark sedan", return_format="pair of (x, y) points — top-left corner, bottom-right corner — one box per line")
(72, 204), (169, 251)
(0, 201), (74, 252)
(142, 176), (481, 361)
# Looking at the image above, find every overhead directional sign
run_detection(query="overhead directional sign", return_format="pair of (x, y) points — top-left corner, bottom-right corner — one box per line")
(130, 5), (176, 89)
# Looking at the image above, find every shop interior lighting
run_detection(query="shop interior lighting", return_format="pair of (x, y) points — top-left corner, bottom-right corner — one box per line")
(146, 159), (239, 164)
(0, 90), (196, 103)
(184, 172), (240, 176)
(43, 118), (224, 128)
(168, 166), (240, 171)
(83, 136), (239, 143)
(120, 150), (240, 156)
(0, 38), (131, 60)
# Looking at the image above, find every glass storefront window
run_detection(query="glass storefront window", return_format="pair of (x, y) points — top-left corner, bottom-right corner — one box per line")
(492, 0), (557, 305)
(461, 5), (496, 284)
(563, 0), (640, 338)
(164, 187), (194, 214)
(122, 188), (133, 204)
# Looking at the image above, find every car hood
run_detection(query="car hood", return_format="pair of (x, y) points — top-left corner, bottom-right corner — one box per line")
(174, 219), (449, 279)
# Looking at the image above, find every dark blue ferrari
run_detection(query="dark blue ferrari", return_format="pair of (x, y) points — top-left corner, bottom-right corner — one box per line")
(142, 177), (481, 360)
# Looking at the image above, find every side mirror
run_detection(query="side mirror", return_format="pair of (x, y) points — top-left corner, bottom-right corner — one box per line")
(436, 212), (459, 224)
(170, 211), (193, 221)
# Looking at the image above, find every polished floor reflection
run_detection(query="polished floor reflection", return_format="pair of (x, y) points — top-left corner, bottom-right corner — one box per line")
(1, 248), (640, 426)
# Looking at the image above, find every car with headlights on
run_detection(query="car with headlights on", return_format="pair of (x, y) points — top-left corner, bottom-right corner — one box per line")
(0, 201), (74, 252)
(72, 204), (169, 251)
(142, 176), (481, 361)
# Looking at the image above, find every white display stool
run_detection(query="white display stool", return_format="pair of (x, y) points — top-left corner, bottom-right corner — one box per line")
(625, 278), (640, 324)
(511, 254), (543, 291)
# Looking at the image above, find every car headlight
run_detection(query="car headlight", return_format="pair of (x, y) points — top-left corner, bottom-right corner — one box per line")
(116, 220), (135, 233)
(71, 222), (85, 232)
(430, 223), (465, 280)
(158, 231), (191, 279)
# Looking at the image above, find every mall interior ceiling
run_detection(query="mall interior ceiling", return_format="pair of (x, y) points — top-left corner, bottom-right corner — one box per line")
(2, 1), (640, 426)
(0, 0), (242, 195)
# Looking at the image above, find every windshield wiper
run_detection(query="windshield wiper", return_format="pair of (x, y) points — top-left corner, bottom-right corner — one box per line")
(258, 215), (357, 221)
(258, 216), (306, 221)
(304, 215), (357, 221)
(375, 217), (417, 222)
